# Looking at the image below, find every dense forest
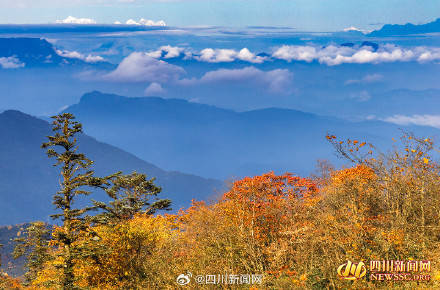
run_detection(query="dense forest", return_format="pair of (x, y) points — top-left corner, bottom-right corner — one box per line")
(1, 113), (439, 289)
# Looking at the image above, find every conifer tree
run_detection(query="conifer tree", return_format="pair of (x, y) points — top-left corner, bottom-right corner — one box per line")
(13, 222), (52, 284)
(41, 113), (108, 289)
(92, 172), (171, 224)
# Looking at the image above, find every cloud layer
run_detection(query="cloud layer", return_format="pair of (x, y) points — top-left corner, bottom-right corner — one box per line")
(56, 16), (96, 24)
(55, 16), (166, 26)
(143, 44), (440, 66)
(197, 48), (266, 63)
(179, 66), (293, 93)
(383, 114), (440, 129)
(272, 44), (440, 65)
(124, 18), (166, 26)
(103, 52), (185, 83)
(146, 46), (267, 63)
(102, 52), (293, 94)
(0, 56), (25, 69)
(144, 82), (165, 96)
(146, 45), (189, 59)
(56, 50), (105, 63)
(345, 73), (383, 85)
(343, 26), (363, 32)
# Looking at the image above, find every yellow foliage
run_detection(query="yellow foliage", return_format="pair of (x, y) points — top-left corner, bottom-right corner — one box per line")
(23, 133), (440, 289)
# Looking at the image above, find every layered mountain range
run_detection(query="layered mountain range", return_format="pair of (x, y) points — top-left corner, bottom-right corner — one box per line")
(64, 91), (439, 180)
(0, 110), (223, 225)
(369, 18), (440, 36)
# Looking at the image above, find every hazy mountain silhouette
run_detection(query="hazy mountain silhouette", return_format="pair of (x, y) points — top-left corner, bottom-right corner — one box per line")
(0, 224), (25, 276)
(0, 38), (112, 68)
(63, 91), (438, 180)
(369, 18), (440, 36)
(0, 110), (223, 225)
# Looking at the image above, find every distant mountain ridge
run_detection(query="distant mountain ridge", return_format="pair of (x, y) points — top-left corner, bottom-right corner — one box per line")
(0, 38), (112, 68)
(369, 18), (440, 36)
(0, 224), (25, 276)
(0, 110), (223, 225)
(64, 91), (438, 180)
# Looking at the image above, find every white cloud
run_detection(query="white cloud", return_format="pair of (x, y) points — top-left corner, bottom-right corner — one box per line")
(125, 18), (166, 26)
(55, 50), (105, 63)
(383, 114), (440, 129)
(415, 47), (440, 62)
(237, 48), (265, 63)
(198, 48), (236, 62)
(363, 73), (383, 82)
(56, 16), (96, 24)
(55, 16), (166, 26)
(140, 19), (166, 26)
(146, 45), (188, 59)
(0, 56), (25, 69)
(144, 82), (165, 96)
(145, 46), (265, 63)
(345, 73), (383, 85)
(143, 44), (440, 65)
(125, 19), (139, 25)
(103, 52), (185, 83)
(198, 48), (266, 63)
(272, 45), (320, 62)
(350, 90), (372, 102)
(343, 26), (362, 32)
(321, 48), (414, 65)
(179, 66), (293, 94)
(272, 44), (440, 66)
(100, 50), (288, 91)
(84, 55), (104, 63)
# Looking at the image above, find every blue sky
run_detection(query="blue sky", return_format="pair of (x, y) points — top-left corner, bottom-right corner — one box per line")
(0, 0), (439, 31)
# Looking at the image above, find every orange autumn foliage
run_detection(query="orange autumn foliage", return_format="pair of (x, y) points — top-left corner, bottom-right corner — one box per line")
(175, 172), (320, 288)
(13, 133), (440, 289)
(331, 164), (376, 187)
(221, 172), (318, 242)
(0, 273), (23, 289)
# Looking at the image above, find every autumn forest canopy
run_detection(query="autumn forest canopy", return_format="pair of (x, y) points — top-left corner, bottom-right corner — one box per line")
(2, 2), (440, 289)
(0, 113), (439, 289)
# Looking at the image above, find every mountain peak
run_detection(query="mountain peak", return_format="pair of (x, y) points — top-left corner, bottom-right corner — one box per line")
(0, 38), (62, 66)
(1, 109), (26, 116)
(76, 91), (233, 113)
(79, 91), (125, 104)
(369, 17), (440, 36)
(0, 109), (39, 121)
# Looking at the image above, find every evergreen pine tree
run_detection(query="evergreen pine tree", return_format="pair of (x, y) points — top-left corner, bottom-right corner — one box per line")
(92, 172), (171, 224)
(41, 113), (108, 289)
(13, 222), (52, 284)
